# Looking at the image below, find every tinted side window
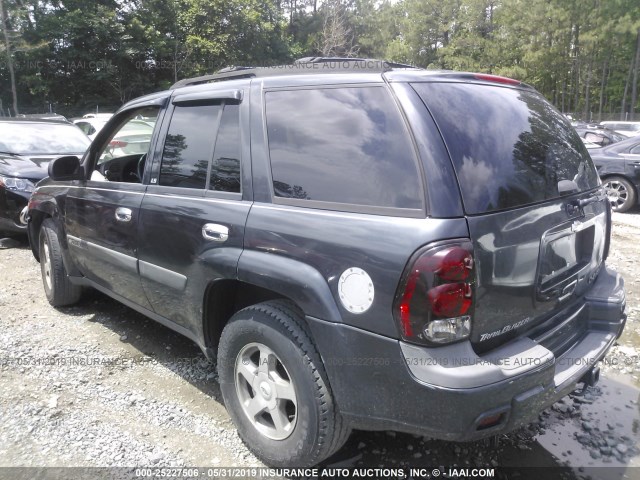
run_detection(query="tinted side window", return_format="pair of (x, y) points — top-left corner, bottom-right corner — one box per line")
(210, 103), (241, 193)
(159, 104), (221, 189)
(413, 82), (600, 214)
(265, 87), (422, 210)
(630, 144), (640, 155)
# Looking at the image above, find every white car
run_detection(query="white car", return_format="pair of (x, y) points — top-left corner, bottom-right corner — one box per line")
(599, 121), (640, 138)
(73, 115), (113, 140)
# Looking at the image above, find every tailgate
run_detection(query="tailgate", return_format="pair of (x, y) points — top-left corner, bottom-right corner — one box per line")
(467, 196), (607, 352)
(410, 80), (606, 352)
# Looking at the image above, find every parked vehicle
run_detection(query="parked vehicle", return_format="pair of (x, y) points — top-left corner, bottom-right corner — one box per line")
(0, 119), (90, 236)
(82, 113), (114, 119)
(580, 138), (601, 149)
(589, 135), (640, 213)
(73, 115), (113, 140)
(600, 121), (640, 138)
(574, 127), (625, 147)
(99, 119), (155, 160)
(16, 113), (69, 122)
(27, 59), (626, 467)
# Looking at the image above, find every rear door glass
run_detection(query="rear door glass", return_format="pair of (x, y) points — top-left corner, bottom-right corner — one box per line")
(159, 104), (221, 189)
(210, 103), (241, 193)
(265, 86), (423, 212)
(412, 83), (600, 214)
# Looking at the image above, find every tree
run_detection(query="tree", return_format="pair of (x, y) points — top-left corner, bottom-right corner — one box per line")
(0, 0), (18, 114)
(316, 0), (358, 56)
(631, 28), (640, 120)
(1, 0), (639, 119)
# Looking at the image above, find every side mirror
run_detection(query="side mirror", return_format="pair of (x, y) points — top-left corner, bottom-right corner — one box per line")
(48, 155), (84, 181)
(557, 179), (579, 196)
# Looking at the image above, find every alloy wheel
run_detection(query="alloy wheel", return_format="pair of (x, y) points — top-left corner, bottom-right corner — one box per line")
(234, 342), (297, 440)
(604, 179), (629, 211)
(42, 242), (52, 291)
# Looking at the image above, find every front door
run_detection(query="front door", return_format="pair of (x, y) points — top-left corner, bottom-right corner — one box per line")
(65, 105), (164, 309)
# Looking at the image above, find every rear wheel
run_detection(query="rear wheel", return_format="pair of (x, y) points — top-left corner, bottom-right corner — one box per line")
(218, 300), (349, 467)
(39, 219), (82, 306)
(603, 176), (636, 213)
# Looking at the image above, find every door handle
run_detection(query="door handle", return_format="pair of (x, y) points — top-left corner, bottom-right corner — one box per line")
(202, 223), (229, 243)
(115, 207), (133, 222)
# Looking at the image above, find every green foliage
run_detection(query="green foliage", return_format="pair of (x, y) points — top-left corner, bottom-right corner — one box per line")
(0, 0), (639, 119)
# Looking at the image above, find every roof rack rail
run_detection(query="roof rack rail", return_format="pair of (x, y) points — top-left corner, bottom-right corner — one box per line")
(171, 68), (257, 89)
(294, 56), (369, 64)
(216, 66), (255, 74)
(170, 58), (420, 89)
(294, 56), (416, 70)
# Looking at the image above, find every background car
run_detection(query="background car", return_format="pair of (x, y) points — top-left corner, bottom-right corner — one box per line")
(589, 135), (640, 212)
(100, 119), (154, 159)
(73, 114), (112, 140)
(574, 127), (626, 147)
(0, 118), (90, 236)
(16, 113), (69, 122)
(580, 138), (601, 149)
(599, 121), (640, 138)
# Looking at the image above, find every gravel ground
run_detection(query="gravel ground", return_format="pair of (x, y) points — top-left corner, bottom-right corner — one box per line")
(1, 212), (640, 478)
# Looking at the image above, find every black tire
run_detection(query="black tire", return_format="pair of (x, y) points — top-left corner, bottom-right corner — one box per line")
(603, 176), (636, 213)
(39, 218), (82, 307)
(218, 299), (350, 467)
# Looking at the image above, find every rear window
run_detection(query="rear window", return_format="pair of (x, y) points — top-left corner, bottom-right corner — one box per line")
(265, 86), (422, 212)
(412, 83), (600, 214)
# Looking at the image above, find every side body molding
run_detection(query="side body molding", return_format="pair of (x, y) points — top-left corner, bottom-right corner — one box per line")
(237, 250), (342, 323)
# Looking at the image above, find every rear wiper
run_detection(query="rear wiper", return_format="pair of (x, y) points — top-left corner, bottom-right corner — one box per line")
(0, 151), (18, 156)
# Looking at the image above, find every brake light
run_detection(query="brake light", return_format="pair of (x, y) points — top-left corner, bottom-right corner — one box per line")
(109, 140), (128, 148)
(394, 241), (475, 345)
(428, 283), (472, 317)
(474, 73), (521, 86)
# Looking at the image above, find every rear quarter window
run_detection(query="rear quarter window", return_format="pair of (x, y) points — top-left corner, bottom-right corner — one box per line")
(412, 82), (600, 214)
(265, 86), (423, 213)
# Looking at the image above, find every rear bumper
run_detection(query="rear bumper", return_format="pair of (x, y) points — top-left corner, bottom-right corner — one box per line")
(307, 266), (625, 441)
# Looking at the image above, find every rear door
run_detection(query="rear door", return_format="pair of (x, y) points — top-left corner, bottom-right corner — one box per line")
(137, 88), (251, 333)
(412, 81), (606, 352)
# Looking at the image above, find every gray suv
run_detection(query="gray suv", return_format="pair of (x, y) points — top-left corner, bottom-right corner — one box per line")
(27, 58), (626, 467)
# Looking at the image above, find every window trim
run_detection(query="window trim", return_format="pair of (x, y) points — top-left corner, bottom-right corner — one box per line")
(151, 98), (243, 199)
(261, 83), (427, 218)
(206, 100), (242, 197)
(173, 89), (243, 105)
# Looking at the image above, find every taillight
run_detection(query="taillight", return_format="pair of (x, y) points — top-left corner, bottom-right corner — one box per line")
(109, 140), (128, 148)
(394, 240), (475, 345)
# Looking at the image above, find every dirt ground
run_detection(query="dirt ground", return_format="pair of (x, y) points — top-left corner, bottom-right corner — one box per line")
(1, 212), (640, 480)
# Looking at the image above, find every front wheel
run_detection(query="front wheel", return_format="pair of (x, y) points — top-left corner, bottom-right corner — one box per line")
(218, 300), (349, 467)
(603, 176), (636, 213)
(39, 219), (82, 306)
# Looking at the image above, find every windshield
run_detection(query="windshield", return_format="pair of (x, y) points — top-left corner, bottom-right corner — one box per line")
(0, 122), (91, 155)
(412, 82), (600, 214)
